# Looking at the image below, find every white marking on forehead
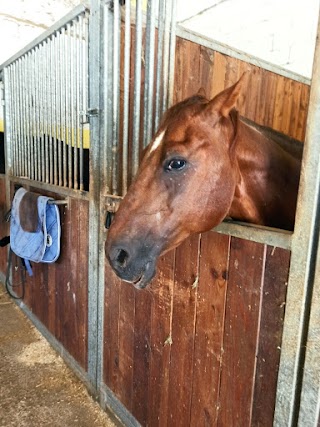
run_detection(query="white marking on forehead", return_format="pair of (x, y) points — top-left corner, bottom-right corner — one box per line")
(149, 129), (165, 154)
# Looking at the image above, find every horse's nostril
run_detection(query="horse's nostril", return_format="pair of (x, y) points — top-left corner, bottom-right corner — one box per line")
(116, 248), (129, 267)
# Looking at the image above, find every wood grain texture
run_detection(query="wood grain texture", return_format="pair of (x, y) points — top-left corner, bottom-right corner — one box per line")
(166, 234), (200, 426)
(218, 238), (266, 427)
(190, 232), (230, 426)
(174, 40), (310, 141)
(147, 251), (175, 426)
(251, 246), (290, 426)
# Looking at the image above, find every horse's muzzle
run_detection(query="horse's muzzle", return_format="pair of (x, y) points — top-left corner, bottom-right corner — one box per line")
(106, 239), (157, 289)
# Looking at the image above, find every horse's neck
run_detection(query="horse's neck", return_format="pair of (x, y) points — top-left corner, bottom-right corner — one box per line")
(229, 120), (301, 230)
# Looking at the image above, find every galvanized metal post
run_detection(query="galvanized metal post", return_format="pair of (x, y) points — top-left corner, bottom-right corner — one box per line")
(298, 240), (320, 425)
(274, 7), (320, 426)
(87, 0), (104, 390)
(297, 12), (320, 427)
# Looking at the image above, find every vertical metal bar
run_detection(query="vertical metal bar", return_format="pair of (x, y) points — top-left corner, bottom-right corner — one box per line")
(17, 59), (23, 177)
(298, 242), (320, 426)
(62, 26), (68, 187)
(34, 47), (40, 182)
(21, 57), (28, 177)
(18, 58), (25, 177)
(87, 0), (103, 389)
(67, 23), (75, 188)
(74, 18), (79, 190)
(58, 30), (63, 186)
(44, 41), (50, 183)
(48, 36), (53, 185)
(154, 0), (165, 130)
(25, 53), (31, 179)
(29, 52), (34, 179)
(9, 65), (17, 176)
(40, 46), (45, 182)
(112, 0), (120, 195)
(16, 61), (22, 177)
(274, 9), (320, 426)
(80, 13), (88, 191)
(103, 2), (113, 194)
(3, 67), (13, 177)
(29, 50), (35, 181)
(132, 0), (143, 175)
(2, 68), (13, 217)
(72, 19), (78, 190)
(122, 0), (131, 195)
(78, 15), (84, 191)
(143, 0), (157, 148)
(52, 33), (58, 186)
(161, 0), (171, 114)
(168, 0), (177, 107)
(50, 32), (58, 185)
(66, 22), (72, 188)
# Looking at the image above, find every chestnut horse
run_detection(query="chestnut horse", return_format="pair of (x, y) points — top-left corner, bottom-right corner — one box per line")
(105, 75), (302, 289)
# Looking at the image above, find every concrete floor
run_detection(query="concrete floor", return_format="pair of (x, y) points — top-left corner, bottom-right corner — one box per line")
(0, 288), (118, 427)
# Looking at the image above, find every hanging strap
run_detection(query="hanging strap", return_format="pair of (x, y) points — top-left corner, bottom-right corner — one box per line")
(5, 249), (26, 300)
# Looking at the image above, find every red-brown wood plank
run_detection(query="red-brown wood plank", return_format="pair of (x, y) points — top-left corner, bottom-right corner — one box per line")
(190, 232), (230, 426)
(218, 238), (266, 427)
(147, 251), (175, 426)
(166, 234), (200, 426)
(54, 202), (70, 346)
(75, 199), (89, 367)
(117, 283), (135, 411)
(10, 192), (89, 370)
(211, 52), (228, 97)
(104, 261), (121, 392)
(289, 80), (302, 139)
(131, 286), (153, 424)
(251, 246), (290, 426)
(296, 84), (310, 142)
(199, 45), (215, 97)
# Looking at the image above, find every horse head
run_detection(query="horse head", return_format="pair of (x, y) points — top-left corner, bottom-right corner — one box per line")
(106, 76), (246, 288)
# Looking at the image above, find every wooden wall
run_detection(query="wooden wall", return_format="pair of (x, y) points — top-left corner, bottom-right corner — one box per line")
(174, 39), (309, 141)
(9, 187), (89, 370)
(102, 38), (310, 426)
(104, 235), (290, 426)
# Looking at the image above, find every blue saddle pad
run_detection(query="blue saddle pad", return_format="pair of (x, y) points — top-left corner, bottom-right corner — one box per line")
(10, 188), (61, 264)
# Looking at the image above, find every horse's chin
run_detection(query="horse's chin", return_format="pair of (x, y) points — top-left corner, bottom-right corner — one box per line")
(122, 261), (156, 290)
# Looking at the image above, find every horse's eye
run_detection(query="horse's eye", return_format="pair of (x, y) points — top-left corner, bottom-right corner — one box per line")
(165, 159), (187, 172)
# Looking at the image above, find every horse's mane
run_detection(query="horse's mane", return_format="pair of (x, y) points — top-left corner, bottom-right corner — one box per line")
(241, 116), (303, 160)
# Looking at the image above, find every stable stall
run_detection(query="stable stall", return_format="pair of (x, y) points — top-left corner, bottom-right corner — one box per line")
(1, 1), (320, 425)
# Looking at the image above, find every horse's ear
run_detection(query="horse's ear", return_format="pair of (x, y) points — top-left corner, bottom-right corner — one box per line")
(208, 73), (247, 118)
(197, 87), (206, 97)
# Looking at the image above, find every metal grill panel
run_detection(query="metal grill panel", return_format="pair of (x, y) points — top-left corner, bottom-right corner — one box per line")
(2, 7), (89, 191)
(102, 0), (177, 196)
